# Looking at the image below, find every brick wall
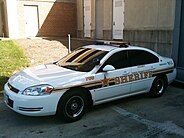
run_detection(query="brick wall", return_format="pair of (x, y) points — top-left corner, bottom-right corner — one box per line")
(38, 2), (77, 37)
(17, 1), (77, 38)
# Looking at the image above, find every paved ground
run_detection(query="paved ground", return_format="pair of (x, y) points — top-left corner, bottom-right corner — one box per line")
(0, 83), (183, 138)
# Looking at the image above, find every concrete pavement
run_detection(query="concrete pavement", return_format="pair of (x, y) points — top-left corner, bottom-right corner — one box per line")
(0, 84), (184, 137)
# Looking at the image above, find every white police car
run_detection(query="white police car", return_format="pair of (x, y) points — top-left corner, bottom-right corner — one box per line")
(4, 42), (176, 122)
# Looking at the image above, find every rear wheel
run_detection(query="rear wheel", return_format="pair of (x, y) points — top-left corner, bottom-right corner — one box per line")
(57, 90), (88, 122)
(149, 76), (167, 97)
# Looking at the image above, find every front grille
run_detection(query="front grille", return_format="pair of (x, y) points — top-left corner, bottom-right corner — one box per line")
(7, 83), (19, 93)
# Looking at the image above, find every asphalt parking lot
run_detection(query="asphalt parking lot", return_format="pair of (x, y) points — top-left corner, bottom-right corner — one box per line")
(0, 83), (184, 138)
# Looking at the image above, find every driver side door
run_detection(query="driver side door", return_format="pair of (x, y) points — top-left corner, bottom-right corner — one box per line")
(92, 50), (132, 103)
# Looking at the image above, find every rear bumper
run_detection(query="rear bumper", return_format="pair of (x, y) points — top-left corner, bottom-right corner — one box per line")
(3, 83), (66, 116)
(167, 68), (177, 84)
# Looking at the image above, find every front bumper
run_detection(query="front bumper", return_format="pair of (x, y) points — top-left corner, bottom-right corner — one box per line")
(3, 83), (65, 116)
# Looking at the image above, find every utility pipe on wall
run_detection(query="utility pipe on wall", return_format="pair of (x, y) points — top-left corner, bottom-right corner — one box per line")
(68, 34), (71, 53)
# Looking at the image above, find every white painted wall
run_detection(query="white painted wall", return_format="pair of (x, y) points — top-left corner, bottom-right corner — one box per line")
(6, 0), (19, 38)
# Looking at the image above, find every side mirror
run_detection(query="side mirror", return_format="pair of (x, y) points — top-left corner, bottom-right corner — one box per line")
(53, 61), (57, 64)
(103, 65), (115, 72)
(93, 58), (100, 65)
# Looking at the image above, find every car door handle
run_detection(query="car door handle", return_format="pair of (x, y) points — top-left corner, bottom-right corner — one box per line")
(151, 66), (156, 70)
(122, 71), (130, 75)
(137, 65), (145, 68)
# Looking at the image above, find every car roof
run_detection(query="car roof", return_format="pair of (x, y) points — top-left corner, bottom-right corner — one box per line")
(83, 45), (118, 51)
(83, 44), (160, 57)
(83, 44), (153, 52)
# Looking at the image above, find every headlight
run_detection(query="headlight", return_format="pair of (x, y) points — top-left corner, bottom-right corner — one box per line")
(22, 84), (54, 96)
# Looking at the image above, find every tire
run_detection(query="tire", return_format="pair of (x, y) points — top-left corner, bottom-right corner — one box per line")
(57, 90), (88, 122)
(149, 76), (167, 98)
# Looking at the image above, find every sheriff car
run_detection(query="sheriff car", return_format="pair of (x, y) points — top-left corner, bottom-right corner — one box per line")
(4, 42), (176, 122)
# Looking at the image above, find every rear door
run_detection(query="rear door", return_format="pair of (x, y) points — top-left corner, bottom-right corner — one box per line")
(128, 50), (160, 92)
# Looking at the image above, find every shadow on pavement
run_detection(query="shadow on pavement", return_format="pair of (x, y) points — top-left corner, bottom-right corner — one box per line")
(171, 81), (184, 89)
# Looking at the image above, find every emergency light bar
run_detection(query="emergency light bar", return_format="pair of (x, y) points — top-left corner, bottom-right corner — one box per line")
(94, 40), (130, 48)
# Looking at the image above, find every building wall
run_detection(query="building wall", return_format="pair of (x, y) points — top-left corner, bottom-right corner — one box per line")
(90, 0), (96, 38)
(77, 0), (83, 37)
(77, 0), (112, 39)
(16, 0), (76, 38)
(124, 0), (175, 30)
(95, 0), (112, 39)
(77, 0), (176, 57)
(103, 0), (112, 39)
(5, 0), (19, 38)
(124, 0), (176, 57)
(0, 0), (8, 37)
(95, 0), (104, 39)
(0, 1), (3, 36)
(172, 0), (184, 82)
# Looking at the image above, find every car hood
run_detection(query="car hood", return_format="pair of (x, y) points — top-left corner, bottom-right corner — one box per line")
(8, 64), (86, 91)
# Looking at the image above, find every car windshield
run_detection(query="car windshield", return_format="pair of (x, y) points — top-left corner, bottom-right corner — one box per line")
(56, 48), (108, 72)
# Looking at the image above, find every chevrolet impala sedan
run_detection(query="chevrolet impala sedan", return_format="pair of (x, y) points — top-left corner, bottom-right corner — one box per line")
(4, 42), (176, 122)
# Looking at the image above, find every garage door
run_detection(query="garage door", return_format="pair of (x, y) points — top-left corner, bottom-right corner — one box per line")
(24, 5), (39, 37)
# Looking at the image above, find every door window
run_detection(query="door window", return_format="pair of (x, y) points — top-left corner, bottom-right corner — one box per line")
(98, 51), (129, 72)
(128, 50), (159, 66)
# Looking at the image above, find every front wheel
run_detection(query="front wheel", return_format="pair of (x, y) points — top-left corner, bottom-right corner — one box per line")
(57, 90), (87, 122)
(149, 76), (167, 97)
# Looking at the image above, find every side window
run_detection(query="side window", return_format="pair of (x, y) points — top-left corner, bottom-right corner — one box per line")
(128, 50), (159, 66)
(98, 51), (128, 72)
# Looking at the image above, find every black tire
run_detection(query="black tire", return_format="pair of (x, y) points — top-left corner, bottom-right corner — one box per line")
(57, 90), (88, 122)
(149, 76), (167, 97)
